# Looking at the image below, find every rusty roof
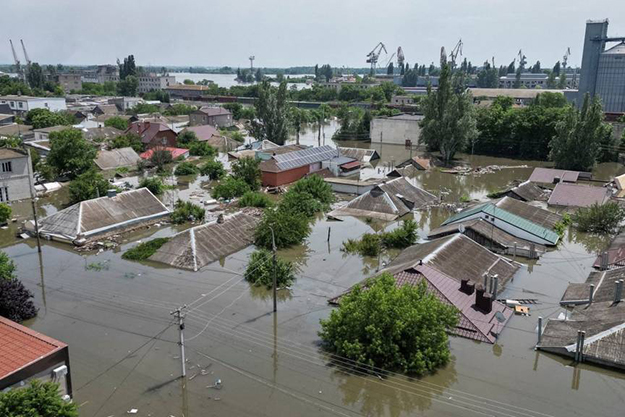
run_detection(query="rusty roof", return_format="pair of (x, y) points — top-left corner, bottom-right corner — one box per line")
(548, 183), (611, 208)
(0, 316), (67, 380)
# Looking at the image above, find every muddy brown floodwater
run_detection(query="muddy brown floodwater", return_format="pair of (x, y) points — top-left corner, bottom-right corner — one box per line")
(3, 122), (625, 417)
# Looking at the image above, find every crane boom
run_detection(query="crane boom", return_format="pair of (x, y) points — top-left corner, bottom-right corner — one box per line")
(20, 39), (31, 65)
(9, 40), (20, 67)
(449, 39), (463, 68)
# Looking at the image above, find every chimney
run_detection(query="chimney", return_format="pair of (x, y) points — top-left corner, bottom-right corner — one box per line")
(475, 285), (493, 313)
(460, 278), (475, 295)
(217, 213), (225, 224)
(107, 189), (117, 198)
(553, 176), (561, 184)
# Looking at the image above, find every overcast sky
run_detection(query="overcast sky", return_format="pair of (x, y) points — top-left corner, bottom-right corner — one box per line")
(3, 0), (625, 69)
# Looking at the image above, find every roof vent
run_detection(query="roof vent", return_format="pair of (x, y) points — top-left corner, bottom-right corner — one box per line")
(107, 189), (117, 198)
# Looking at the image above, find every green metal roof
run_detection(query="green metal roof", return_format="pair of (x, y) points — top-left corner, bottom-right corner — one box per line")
(442, 203), (560, 245)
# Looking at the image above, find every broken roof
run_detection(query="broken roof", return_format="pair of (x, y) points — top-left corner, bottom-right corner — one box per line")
(95, 147), (141, 171)
(385, 234), (519, 286)
(328, 177), (437, 221)
(528, 167), (584, 184)
(548, 183), (611, 208)
(0, 316), (67, 381)
(37, 188), (169, 242)
(337, 147), (380, 163)
(260, 145), (338, 173)
(150, 211), (262, 271)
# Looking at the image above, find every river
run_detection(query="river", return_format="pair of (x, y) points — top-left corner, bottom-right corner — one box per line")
(3, 133), (625, 417)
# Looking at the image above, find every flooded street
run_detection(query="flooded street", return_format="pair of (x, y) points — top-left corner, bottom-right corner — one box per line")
(4, 126), (625, 417)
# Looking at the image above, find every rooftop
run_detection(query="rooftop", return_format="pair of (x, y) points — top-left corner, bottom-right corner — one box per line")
(561, 267), (625, 305)
(260, 145), (338, 173)
(140, 147), (188, 160)
(182, 124), (219, 141)
(337, 147), (380, 162)
(0, 147), (28, 160)
(548, 183), (611, 208)
(528, 167), (586, 184)
(0, 316), (67, 380)
(95, 147), (141, 171)
(489, 180), (547, 202)
(195, 107), (232, 117)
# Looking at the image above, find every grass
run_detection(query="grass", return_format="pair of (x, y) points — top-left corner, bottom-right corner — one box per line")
(122, 238), (170, 261)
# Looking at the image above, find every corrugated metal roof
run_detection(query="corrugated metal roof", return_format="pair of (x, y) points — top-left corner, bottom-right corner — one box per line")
(495, 197), (562, 229)
(272, 145), (338, 171)
(548, 183), (611, 208)
(95, 147), (141, 170)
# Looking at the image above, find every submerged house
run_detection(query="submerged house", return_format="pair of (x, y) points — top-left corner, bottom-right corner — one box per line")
(528, 167), (591, 186)
(150, 211), (261, 271)
(328, 177), (437, 221)
(592, 232), (625, 270)
(337, 147), (380, 163)
(331, 234), (518, 343)
(32, 188), (169, 245)
(440, 196), (562, 246)
(548, 183), (611, 208)
(396, 156), (431, 171)
(488, 180), (547, 202)
(259, 145), (339, 187)
(94, 147), (141, 171)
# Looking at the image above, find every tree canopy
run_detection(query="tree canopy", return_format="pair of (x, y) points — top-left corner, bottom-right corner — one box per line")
(0, 381), (78, 417)
(244, 249), (295, 289)
(47, 129), (97, 178)
(68, 170), (110, 203)
(250, 81), (290, 145)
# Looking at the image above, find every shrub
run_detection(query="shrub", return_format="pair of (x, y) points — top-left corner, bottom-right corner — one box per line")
(150, 148), (173, 171)
(199, 159), (225, 180)
(68, 170), (111, 204)
(139, 176), (165, 195)
(122, 238), (170, 261)
(319, 273), (458, 375)
(0, 203), (11, 224)
(342, 220), (417, 256)
(289, 174), (334, 209)
(171, 199), (205, 224)
(244, 249), (295, 288)
(573, 202), (625, 233)
(212, 176), (250, 200)
(254, 207), (311, 249)
(0, 277), (38, 322)
(174, 161), (200, 176)
(231, 131), (245, 142)
(279, 191), (323, 218)
(239, 191), (274, 208)
(0, 251), (17, 281)
(0, 380), (78, 417)
(104, 116), (129, 131)
(232, 157), (261, 190)
(164, 103), (197, 116)
(188, 141), (216, 157)
(177, 130), (198, 146)
(110, 133), (143, 153)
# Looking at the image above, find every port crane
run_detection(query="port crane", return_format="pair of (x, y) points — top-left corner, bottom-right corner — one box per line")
(9, 40), (21, 78)
(366, 42), (387, 74)
(562, 47), (571, 69)
(20, 39), (31, 66)
(449, 39), (463, 68)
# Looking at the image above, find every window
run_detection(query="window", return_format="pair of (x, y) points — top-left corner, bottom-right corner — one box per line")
(18, 102), (23, 108)
(1, 161), (12, 172)
(0, 187), (7, 202)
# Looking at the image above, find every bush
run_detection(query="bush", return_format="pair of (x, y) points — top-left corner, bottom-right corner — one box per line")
(231, 131), (245, 142)
(0, 380), (78, 417)
(188, 141), (216, 157)
(139, 176), (165, 195)
(319, 273), (458, 376)
(0, 277), (38, 322)
(342, 220), (417, 256)
(171, 199), (205, 224)
(0, 251), (17, 281)
(232, 157), (261, 190)
(68, 170), (111, 204)
(244, 249), (295, 288)
(199, 159), (225, 180)
(212, 176), (250, 200)
(110, 133), (143, 153)
(104, 116), (129, 131)
(122, 238), (170, 261)
(174, 161), (200, 176)
(573, 202), (625, 233)
(254, 208), (311, 249)
(343, 233), (382, 256)
(0, 203), (11, 224)
(279, 191), (323, 218)
(239, 191), (274, 208)
(150, 148), (173, 171)
(177, 130), (198, 147)
(164, 103), (197, 116)
(289, 174), (334, 209)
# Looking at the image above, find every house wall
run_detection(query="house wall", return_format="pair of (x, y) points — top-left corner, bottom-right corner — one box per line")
(57, 74), (82, 93)
(0, 97), (67, 114)
(0, 153), (33, 202)
(189, 113), (233, 128)
(262, 165), (309, 187)
(145, 131), (178, 149)
(370, 117), (421, 145)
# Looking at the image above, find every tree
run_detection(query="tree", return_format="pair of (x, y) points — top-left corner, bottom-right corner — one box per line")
(476, 61), (498, 88)
(118, 55), (137, 80)
(0, 250), (37, 323)
(171, 200), (205, 224)
(117, 75), (138, 96)
(506, 61), (515, 74)
(289, 174), (334, 209)
(26, 63), (46, 90)
(289, 107), (310, 145)
(231, 155), (262, 190)
(549, 93), (610, 171)
(199, 159), (225, 179)
(319, 273), (458, 376)
(573, 202), (625, 233)
(188, 141), (216, 157)
(47, 129), (96, 178)
(552, 61), (561, 75)
(531, 61), (542, 73)
(211, 176), (250, 200)
(239, 191), (274, 208)
(0, 251), (16, 281)
(558, 71), (567, 89)
(419, 49), (477, 165)
(104, 116), (129, 131)
(110, 133), (143, 153)
(546, 71), (557, 89)
(0, 203), (11, 224)
(250, 81), (289, 145)
(244, 249), (295, 289)
(183, 79), (195, 85)
(401, 69), (418, 87)
(150, 148), (173, 171)
(68, 169), (110, 203)
(320, 64), (333, 82)
(254, 207), (311, 249)
(174, 161), (200, 176)
(0, 380), (78, 417)
(177, 130), (198, 147)
(26, 108), (73, 129)
(255, 68), (263, 82)
(139, 176), (165, 195)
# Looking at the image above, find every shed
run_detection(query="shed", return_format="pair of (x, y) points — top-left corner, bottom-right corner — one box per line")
(337, 147), (380, 163)
(33, 188), (170, 244)
(95, 147), (141, 171)
(548, 183), (611, 208)
(150, 211), (262, 271)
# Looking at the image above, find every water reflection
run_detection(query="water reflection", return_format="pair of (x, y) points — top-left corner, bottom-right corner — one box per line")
(248, 285), (293, 302)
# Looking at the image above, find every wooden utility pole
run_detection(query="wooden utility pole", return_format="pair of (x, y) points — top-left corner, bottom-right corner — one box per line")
(26, 149), (41, 253)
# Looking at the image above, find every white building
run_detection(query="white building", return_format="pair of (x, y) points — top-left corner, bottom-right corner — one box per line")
(137, 74), (176, 94)
(109, 97), (142, 112)
(0, 148), (33, 203)
(0, 96), (67, 115)
(370, 114), (423, 146)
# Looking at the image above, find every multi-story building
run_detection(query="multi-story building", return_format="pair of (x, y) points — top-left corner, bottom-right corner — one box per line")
(370, 114), (424, 146)
(82, 65), (119, 84)
(165, 84), (211, 99)
(498, 73), (576, 89)
(0, 95), (67, 115)
(109, 97), (142, 112)
(137, 74), (176, 94)
(189, 106), (233, 127)
(0, 148), (33, 203)
(56, 73), (82, 93)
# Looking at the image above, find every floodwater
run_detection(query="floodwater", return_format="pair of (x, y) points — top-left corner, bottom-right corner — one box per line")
(172, 72), (312, 90)
(4, 128), (625, 417)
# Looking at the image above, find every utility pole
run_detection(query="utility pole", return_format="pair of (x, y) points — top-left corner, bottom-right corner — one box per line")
(171, 306), (187, 378)
(270, 226), (277, 313)
(26, 149), (41, 253)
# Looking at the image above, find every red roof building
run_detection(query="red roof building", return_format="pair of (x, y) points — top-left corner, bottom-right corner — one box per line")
(140, 146), (189, 160)
(126, 121), (178, 149)
(0, 316), (72, 397)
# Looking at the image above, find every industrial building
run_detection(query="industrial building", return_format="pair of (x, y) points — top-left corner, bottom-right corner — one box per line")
(578, 19), (625, 113)
(370, 114), (423, 146)
(137, 74), (176, 94)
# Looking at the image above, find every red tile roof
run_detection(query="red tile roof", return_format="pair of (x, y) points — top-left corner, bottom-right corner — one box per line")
(140, 147), (189, 160)
(0, 316), (67, 380)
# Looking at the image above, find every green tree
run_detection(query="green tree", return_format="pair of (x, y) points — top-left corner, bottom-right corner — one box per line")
(0, 250), (37, 323)
(68, 169), (110, 203)
(573, 202), (625, 233)
(250, 81), (290, 145)
(549, 93), (610, 171)
(238, 191), (274, 208)
(557, 71), (567, 89)
(183, 79), (195, 85)
(150, 148), (173, 172)
(187, 142), (216, 157)
(0, 251), (16, 281)
(139, 176), (165, 195)
(319, 273), (458, 376)
(174, 161), (200, 176)
(0, 380), (77, 417)
(232, 157), (261, 190)
(387, 62), (394, 75)
(171, 199), (205, 224)
(531, 61), (542, 73)
(47, 129), (97, 178)
(419, 49), (477, 165)
(254, 207), (311, 249)
(0, 203), (11, 224)
(118, 55), (137, 80)
(110, 133), (143, 153)
(289, 107), (310, 145)
(177, 130), (198, 147)
(104, 116), (129, 131)
(546, 71), (557, 89)
(26, 63), (46, 89)
(27, 108), (73, 129)
(211, 176), (250, 200)
(289, 174), (334, 209)
(244, 249), (295, 289)
(117, 75), (138, 96)
(255, 68), (263, 82)
(199, 159), (225, 179)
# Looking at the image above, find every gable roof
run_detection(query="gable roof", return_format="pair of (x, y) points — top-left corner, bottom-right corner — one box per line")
(182, 124), (219, 141)
(139, 147), (189, 160)
(396, 156), (431, 170)
(150, 211), (262, 271)
(95, 147), (141, 170)
(561, 267), (625, 305)
(260, 145), (338, 173)
(195, 107), (231, 117)
(81, 126), (124, 142)
(548, 183), (611, 208)
(127, 121), (176, 144)
(495, 196), (562, 229)
(490, 180), (547, 202)
(0, 316), (67, 380)
(528, 167), (582, 184)
(93, 104), (118, 116)
(337, 147), (380, 162)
